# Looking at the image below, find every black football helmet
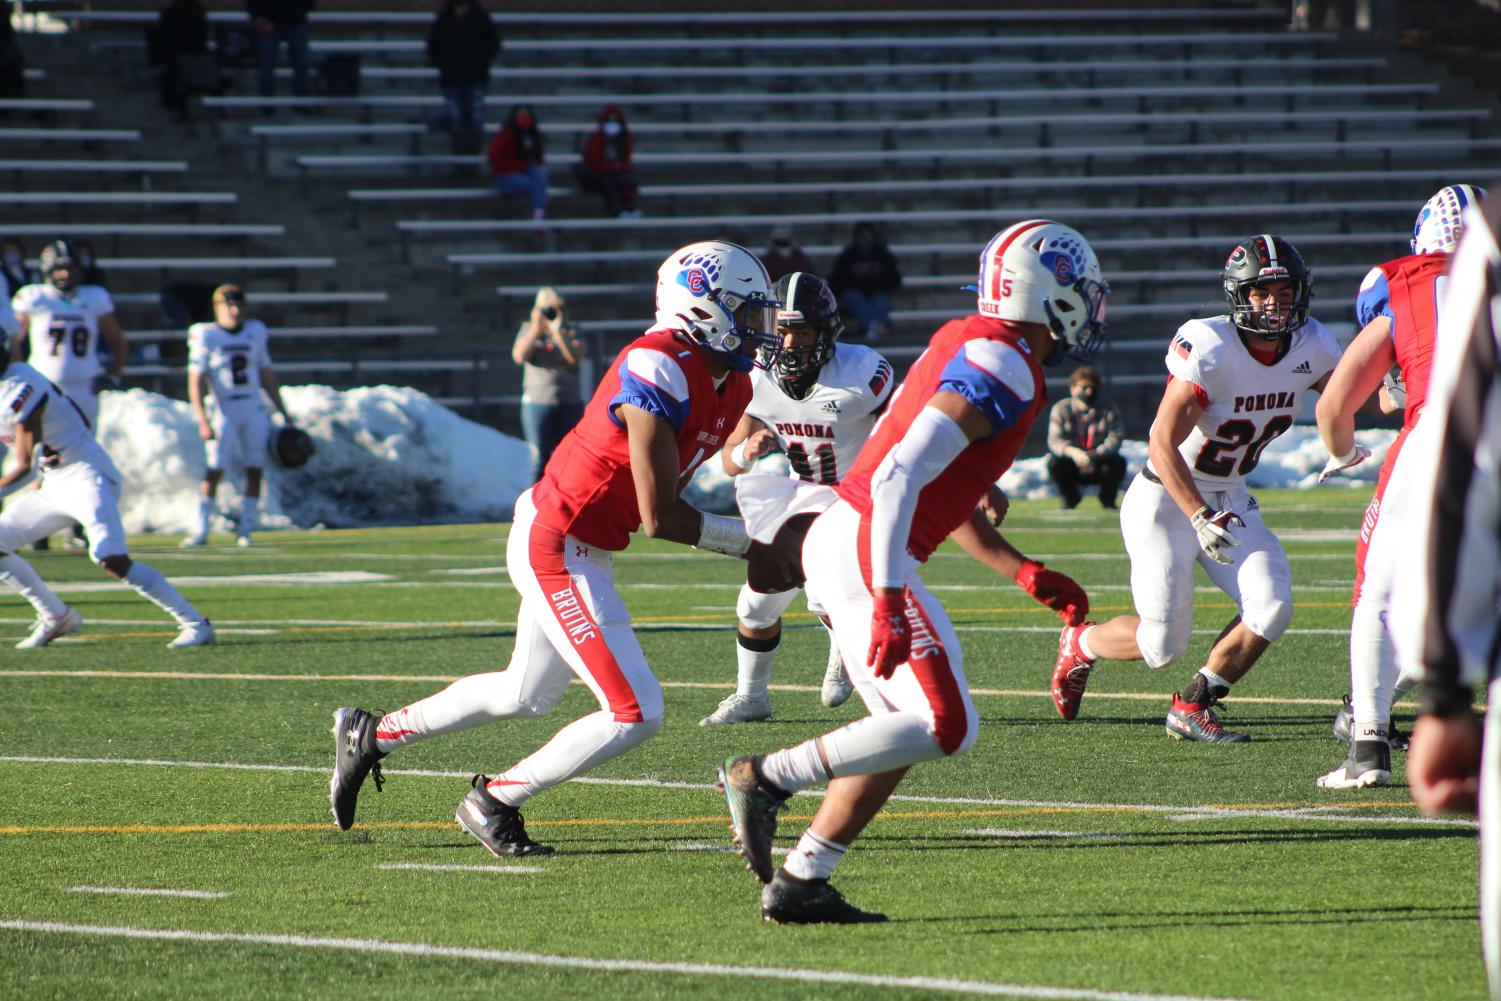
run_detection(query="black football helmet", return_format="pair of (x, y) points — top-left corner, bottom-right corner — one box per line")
(270, 425), (316, 469)
(770, 272), (843, 400)
(38, 240), (78, 292)
(1222, 234), (1312, 341)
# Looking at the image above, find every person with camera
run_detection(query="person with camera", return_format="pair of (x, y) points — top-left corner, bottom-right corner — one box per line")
(512, 287), (585, 484)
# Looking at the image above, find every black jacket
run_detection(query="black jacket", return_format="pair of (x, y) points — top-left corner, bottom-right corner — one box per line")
(427, 5), (500, 88)
(246, 0), (315, 26)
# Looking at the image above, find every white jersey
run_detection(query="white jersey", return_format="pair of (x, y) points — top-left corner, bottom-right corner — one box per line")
(1153, 314), (1341, 489)
(10, 283), (114, 385)
(0, 362), (117, 476)
(747, 342), (895, 486)
(188, 320), (273, 415)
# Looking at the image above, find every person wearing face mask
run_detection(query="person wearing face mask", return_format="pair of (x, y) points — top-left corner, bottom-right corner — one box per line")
(488, 103), (548, 223)
(574, 105), (639, 219)
(829, 222), (902, 342)
(763, 226), (814, 283)
(1045, 366), (1125, 510)
(426, 0), (499, 157)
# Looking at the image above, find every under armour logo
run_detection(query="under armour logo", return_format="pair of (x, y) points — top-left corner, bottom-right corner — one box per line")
(1291, 360), (1312, 374)
(714, 417), (726, 429)
(575, 545), (589, 557)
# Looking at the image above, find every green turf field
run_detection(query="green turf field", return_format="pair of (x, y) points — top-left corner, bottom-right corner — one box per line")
(0, 489), (1485, 1000)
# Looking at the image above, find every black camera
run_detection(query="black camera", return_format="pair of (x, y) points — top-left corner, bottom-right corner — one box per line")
(540, 305), (559, 321)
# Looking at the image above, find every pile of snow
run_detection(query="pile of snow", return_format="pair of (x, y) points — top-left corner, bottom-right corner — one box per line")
(92, 386), (1398, 534)
(98, 386), (531, 535)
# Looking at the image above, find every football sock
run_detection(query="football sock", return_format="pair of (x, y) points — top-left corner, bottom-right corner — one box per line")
(240, 497), (259, 535)
(1200, 668), (1232, 701)
(374, 671), (534, 752)
(1075, 624), (1098, 662)
(485, 710), (659, 807)
(1349, 597), (1396, 738)
(762, 713), (947, 796)
(0, 554), (68, 619)
(784, 829), (848, 881)
(194, 495), (213, 539)
(759, 739), (831, 794)
(123, 562), (202, 627)
(735, 632), (779, 699)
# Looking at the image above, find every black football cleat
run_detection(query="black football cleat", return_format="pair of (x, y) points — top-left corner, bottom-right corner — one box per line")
(330, 706), (386, 830)
(716, 755), (790, 883)
(760, 870), (888, 925)
(455, 775), (555, 858)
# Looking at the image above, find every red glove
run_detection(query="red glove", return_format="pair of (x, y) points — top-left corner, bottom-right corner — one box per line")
(1014, 560), (1089, 627)
(866, 588), (910, 679)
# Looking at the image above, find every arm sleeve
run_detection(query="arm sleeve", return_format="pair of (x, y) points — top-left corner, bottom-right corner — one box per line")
(935, 338), (1035, 435)
(868, 405), (971, 588)
(608, 347), (691, 430)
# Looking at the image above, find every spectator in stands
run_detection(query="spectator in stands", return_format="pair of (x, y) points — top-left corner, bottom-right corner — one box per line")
(1046, 365), (1126, 510)
(160, 279), (217, 336)
(763, 225), (815, 283)
(1, 239), (36, 301)
(488, 104), (548, 223)
(511, 287), (584, 484)
(155, 0), (212, 119)
(0, 9), (25, 99)
(248, 0), (314, 100)
(1291, 0), (1354, 29)
(830, 221), (902, 342)
(74, 242), (108, 290)
(427, 0), (499, 157)
(574, 105), (639, 219)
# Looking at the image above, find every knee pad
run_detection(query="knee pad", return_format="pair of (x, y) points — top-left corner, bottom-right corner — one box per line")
(1242, 593), (1294, 643)
(736, 583), (792, 631)
(1136, 617), (1191, 670)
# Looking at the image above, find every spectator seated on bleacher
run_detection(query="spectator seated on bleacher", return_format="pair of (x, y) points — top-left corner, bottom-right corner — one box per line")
(427, 0), (499, 156)
(830, 221), (902, 342)
(488, 104), (548, 222)
(573, 105), (639, 219)
(2, 238), (37, 301)
(763, 225), (815, 283)
(161, 279), (217, 334)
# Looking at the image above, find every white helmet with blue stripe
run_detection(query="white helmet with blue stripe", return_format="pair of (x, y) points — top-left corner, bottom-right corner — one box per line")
(1412, 184), (1487, 255)
(654, 241), (781, 373)
(970, 219), (1108, 365)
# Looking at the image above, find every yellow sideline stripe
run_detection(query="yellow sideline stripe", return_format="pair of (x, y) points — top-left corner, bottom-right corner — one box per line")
(0, 800), (1420, 837)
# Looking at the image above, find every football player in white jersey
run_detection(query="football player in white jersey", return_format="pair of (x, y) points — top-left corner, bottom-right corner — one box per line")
(0, 354), (215, 649)
(10, 241), (127, 550)
(701, 272), (896, 725)
(1048, 235), (1342, 742)
(182, 285), (292, 549)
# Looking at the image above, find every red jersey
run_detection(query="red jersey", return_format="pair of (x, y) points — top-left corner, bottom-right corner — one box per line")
(530, 331), (752, 551)
(1355, 252), (1451, 429)
(838, 315), (1048, 562)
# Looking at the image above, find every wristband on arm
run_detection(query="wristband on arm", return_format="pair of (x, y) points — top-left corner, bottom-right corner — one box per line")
(696, 512), (751, 557)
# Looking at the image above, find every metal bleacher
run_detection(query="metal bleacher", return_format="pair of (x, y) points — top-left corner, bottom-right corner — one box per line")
(10, 4), (1500, 425)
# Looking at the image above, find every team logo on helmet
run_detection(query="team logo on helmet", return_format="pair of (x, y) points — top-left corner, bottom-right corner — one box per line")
(677, 267), (710, 297)
(1226, 247), (1247, 267)
(1043, 251), (1075, 285)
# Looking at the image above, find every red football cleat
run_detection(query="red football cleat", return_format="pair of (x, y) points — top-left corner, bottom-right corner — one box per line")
(1052, 623), (1096, 721)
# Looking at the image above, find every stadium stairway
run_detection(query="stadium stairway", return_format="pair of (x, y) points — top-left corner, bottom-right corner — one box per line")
(11, 2), (1501, 438)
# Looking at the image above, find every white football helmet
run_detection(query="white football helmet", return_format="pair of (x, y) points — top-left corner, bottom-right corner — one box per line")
(653, 241), (781, 373)
(1411, 184), (1487, 255)
(970, 219), (1108, 365)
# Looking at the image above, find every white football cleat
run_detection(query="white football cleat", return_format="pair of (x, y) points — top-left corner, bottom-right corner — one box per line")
(17, 606), (83, 649)
(699, 692), (773, 726)
(169, 619), (216, 649)
(820, 645), (853, 708)
(179, 534), (207, 549)
(1316, 741), (1392, 789)
(236, 534), (253, 548)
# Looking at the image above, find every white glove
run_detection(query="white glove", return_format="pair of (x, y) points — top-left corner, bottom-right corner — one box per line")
(1318, 444), (1372, 484)
(1191, 505), (1244, 565)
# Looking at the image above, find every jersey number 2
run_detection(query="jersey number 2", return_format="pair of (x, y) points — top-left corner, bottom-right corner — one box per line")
(1194, 415), (1293, 477)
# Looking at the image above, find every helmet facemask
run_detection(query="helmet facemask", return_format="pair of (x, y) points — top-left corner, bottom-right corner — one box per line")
(769, 272), (843, 399)
(655, 241), (782, 374)
(1227, 275), (1310, 342)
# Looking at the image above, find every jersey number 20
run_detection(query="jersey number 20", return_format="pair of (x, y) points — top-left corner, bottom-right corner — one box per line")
(1194, 415), (1293, 477)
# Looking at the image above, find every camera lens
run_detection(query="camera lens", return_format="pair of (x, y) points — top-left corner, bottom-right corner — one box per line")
(541, 306), (559, 320)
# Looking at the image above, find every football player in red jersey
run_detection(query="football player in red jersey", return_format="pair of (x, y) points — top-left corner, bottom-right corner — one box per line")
(715, 220), (1103, 924)
(1314, 183), (1487, 789)
(1050, 235), (1341, 744)
(329, 241), (781, 855)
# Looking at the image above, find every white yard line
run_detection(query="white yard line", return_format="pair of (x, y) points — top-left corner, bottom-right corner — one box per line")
(0, 755), (1466, 828)
(0, 920), (1255, 1001)
(375, 863), (543, 875)
(962, 830), (1127, 840)
(670, 843), (790, 856)
(67, 886), (228, 899)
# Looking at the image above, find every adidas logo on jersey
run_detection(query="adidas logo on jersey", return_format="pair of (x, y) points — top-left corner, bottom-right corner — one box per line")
(1291, 360), (1312, 374)
(820, 401), (842, 415)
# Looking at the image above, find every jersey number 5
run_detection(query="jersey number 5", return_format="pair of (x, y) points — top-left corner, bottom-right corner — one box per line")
(1194, 415), (1293, 477)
